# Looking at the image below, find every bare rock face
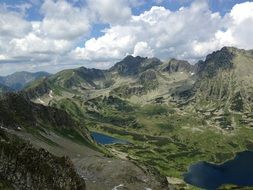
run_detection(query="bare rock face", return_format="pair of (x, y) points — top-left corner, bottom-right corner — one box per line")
(74, 156), (169, 190)
(0, 130), (86, 190)
(111, 85), (146, 97)
(163, 59), (193, 73)
(139, 69), (158, 90)
(195, 47), (234, 78)
(110, 55), (146, 76)
(139, 69), (157, 82)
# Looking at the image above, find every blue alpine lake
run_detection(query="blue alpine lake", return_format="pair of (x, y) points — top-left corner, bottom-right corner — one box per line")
(183, 151), (253, 189)
(91, 132), (128, 145)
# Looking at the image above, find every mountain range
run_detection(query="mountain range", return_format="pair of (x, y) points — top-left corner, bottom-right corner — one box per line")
(0, 71), (50, 91)
(1, 46), (253, 190)
(24, 55), (196, 104)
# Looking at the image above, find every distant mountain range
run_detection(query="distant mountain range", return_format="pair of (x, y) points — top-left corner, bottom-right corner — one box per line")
(0, 83), (12, 93)
(2, 46), (253, 190)
(24, 46), (253, 128)
(24, 55), (196, 101)
(0, 71), (50, 91)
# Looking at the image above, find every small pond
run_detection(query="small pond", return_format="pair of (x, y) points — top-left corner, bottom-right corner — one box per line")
(91, 132), (128, 145)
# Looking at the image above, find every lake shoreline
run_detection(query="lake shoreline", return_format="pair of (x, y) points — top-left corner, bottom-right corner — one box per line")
(184, 150), (253, 189)
(91, 131), (129, 145)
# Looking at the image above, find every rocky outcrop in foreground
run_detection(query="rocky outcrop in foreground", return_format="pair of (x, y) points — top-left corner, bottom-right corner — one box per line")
(0, 130), (86, 190)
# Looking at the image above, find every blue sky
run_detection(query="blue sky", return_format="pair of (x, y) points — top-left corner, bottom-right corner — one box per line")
(2, 0), (248, 37)
(0, 0), (253, 75)
(2, 0), (248, 16)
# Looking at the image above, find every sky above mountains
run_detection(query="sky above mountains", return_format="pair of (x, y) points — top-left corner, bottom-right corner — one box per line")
(0, 0), (253, 75)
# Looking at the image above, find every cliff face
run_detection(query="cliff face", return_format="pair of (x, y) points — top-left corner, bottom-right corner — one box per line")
(0, 130), (86, 190)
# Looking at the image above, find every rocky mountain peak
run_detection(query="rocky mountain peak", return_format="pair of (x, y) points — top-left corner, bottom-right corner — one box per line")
(140, 57), (163, 70)
(139, 69), (157, 81)
(196, 47), (236, 78)
(162, 58), (193, 73)
(109, 55), (147, 75)
(76, 67), (105, 80)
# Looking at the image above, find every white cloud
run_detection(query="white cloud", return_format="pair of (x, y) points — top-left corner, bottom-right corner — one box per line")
(191, 1), (253, 59)
(1, 0), (253, 75)
(73, 0), (253, 65)
(73, 0), (223, 63)
(229, 2), (253, 24)
(0, 6), (33, 65)
(72, 25), (137, 62)
(86, 0), (132, 25)
(0, 0), (91, 75)
(133, 41), (154, 57)
(221, 1), (253, 49)
(0, 6), (31, 38)
(9, 32), (72, 55)
(40, 0), (90, 40)
(3, 2), (32, 16)
(128, 0), (147, 7)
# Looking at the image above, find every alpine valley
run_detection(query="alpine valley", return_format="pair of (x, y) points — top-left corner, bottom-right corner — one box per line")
(2, 47), (253, 190)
